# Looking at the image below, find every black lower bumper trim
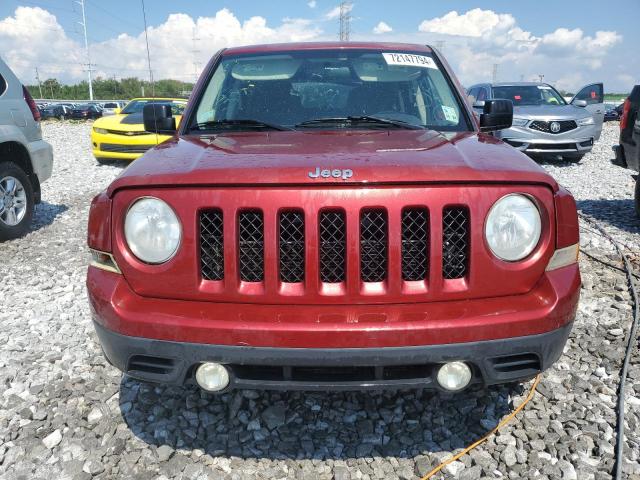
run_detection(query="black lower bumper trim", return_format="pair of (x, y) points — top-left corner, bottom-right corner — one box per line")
(94, 321), (573, 391)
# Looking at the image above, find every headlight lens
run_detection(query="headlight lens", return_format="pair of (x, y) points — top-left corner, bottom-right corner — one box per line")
(124, 197), (181, 264)
(485, 194), (541, 261)
(511, 117), (528, 127)
(577, 116), (595, 126)
(94, 127), (108, 134)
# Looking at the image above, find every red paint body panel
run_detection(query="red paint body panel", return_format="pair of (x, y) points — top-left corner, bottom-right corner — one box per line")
(554, 186), (580, 248)
(87, 192), (111, 252)
(87, 264), (579, 348)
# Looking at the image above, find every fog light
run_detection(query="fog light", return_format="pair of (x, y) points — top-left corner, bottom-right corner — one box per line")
(436, 361), (472, 391)
(195, 362), (230, 392)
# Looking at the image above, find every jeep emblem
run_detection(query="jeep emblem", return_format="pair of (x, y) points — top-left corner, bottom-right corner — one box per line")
(308, 167), (353, 180)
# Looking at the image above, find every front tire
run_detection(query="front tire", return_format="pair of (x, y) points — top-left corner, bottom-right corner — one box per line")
(0, 162), (34, 241)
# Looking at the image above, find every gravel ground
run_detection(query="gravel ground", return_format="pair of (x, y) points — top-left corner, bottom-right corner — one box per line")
(0, 121), (639, 480)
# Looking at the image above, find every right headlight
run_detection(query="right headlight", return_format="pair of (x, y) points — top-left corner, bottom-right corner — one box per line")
(485, 194), (541, 261)
(124, 197), (182, 264)
(511, 117), (528, 127)
(577, 116), (595, 126)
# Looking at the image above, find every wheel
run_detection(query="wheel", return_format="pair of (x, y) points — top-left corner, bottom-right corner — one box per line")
(635, 175), (640, 218)
(0, 162), (34, 241)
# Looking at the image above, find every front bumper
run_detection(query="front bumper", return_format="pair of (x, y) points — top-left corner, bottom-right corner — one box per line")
(91, 130), (169, 160)
(88, 264), (580, 390)
(496, 124), (596, 156)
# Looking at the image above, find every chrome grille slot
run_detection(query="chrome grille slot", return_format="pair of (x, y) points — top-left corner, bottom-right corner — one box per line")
(442, 207), (469, 279)
(200, 210), (224, 281)
(360, 209), (387, 282)
(238, 211), (264, 282)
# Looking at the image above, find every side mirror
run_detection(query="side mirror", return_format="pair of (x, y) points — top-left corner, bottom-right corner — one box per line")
(479, 99), (513, 132)
(473, 100), (485, 109)
(114, 107), (121, 115)
(573, 99), (587, 107)
(143, 103), (176, 134)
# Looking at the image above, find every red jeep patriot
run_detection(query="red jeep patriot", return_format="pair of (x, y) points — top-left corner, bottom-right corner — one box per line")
(87, 42), (580, 393)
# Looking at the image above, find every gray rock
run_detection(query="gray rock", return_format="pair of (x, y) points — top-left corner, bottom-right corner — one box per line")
(43, 429), (63, 449)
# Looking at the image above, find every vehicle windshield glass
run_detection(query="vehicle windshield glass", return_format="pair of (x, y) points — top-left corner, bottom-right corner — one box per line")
(492, 85), (567, 106)
(192, 49), (469, 131)
(121, 99), (186, 115)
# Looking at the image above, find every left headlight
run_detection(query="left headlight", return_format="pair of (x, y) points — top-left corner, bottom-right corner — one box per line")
(485, 194), (541, 262)
(94, 127), (108, 134)
(577, 116), (595, 126)
(124, 197), (181, 264)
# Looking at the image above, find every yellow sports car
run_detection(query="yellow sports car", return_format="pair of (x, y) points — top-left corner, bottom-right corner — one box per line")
(91, 97), (187, 162)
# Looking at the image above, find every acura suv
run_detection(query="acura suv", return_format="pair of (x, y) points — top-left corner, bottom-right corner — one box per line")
(468, 82), (604, 162)
(87, 43), (580, 394)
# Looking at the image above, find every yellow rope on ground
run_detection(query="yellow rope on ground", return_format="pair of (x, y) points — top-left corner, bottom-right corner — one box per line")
(420, 374), (542, 480)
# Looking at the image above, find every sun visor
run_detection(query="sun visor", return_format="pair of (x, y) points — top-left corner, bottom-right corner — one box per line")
(231, 55), (302, 80)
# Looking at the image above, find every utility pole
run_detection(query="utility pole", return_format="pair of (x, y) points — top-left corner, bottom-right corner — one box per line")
(434, 40), (445, 54)
(112, 74), (118, 96)
(339, 2), (351, 41)
(538, 74), (544, 83)
(192, 26), (201, 82)
(35, 68), (43, 99)
(76, 0), (94, 100)
(492, 64), (498, 83)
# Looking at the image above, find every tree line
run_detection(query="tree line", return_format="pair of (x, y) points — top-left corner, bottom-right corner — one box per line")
(26, 77), (194, 100)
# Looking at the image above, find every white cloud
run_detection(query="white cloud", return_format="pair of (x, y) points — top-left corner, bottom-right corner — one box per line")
(373, 21), (392, 34)
(414, 8), (623, 90)
(308, 0), (317, 8)
(0, 7), (323, 84)
(419, 8), (516, 38)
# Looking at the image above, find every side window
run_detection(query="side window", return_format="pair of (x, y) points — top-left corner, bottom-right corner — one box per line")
(575, 84), (603, 105)
(467, 87), (478, 103)
(0, 74), (6, 96)
(476, 87), (487, 101)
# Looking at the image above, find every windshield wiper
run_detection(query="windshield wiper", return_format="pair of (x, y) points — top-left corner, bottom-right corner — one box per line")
(295, 115), (424, 130)
(193, 119), (293, 132)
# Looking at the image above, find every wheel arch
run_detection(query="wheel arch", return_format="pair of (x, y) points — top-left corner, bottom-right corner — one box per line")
(0, 141), (40, 203)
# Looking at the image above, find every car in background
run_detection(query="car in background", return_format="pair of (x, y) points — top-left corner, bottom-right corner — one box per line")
(91, 97), (186, 162)
(604, 103), (620, 122)
(468, 82), (604, 162)
(40, 104), (70, 120)
(70, 104), (102, 120)
(0, 56), (54, 240)
(612, 85), (640, 216)
(101, 101), (125, 116)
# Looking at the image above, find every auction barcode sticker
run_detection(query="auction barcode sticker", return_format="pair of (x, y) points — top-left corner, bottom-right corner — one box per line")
(382, 53), (438, 69)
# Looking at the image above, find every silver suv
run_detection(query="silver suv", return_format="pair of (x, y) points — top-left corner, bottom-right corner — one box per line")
(468, 82), (604, 162)
(0, 56), (54, 240)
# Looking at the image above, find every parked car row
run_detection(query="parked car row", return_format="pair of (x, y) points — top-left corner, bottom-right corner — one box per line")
(35, 100), (127, 120)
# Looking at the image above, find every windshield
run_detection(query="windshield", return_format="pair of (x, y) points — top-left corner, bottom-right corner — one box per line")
(492, 85), (566, 106)
(192, 49), (469, 131)
(121, 99), (186, 115)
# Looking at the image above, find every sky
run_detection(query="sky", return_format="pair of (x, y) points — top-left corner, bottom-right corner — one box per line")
(1, 0), (638, 93)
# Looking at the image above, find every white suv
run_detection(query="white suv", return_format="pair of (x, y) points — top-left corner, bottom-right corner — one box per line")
(0, 57), (54, 240)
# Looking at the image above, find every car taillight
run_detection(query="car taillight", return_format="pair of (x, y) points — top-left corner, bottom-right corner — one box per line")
(88, 191), (112, 252)
(22, 85), (41, 122)
(620, 98), (631, 130)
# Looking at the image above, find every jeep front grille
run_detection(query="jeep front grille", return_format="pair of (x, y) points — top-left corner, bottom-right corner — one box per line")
(442, 207), (469, 279)
(401, 208), (429, 281)
(198, 206), (470, 286)
(238, 211), (264, 282)
(279, 211), (305, 283)
(319, 211), (346, 283)
(200, 210), (224, 281)
(360, 209), (387, 282)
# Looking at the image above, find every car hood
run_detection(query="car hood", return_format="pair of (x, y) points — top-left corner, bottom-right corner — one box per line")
(106, 129), (558, 195)
(513, 104), (591, 120)
(93, 113), (144, 131)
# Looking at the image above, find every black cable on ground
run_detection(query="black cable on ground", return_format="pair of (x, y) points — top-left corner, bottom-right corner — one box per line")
(578, 213), (640, 479)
